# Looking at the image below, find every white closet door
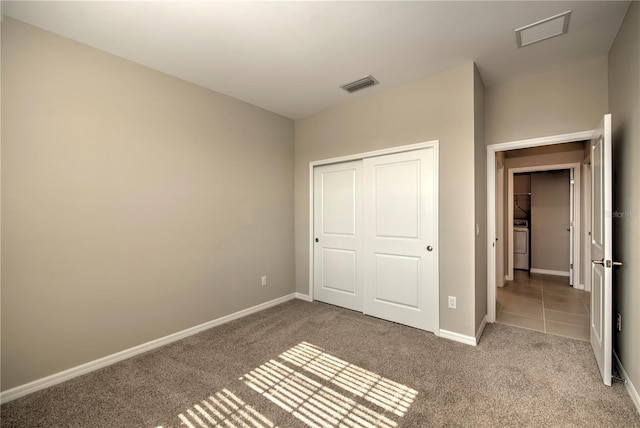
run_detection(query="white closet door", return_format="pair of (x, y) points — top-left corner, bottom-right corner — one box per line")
(313, 161), (363, 311)
(362, 148), (438, 332)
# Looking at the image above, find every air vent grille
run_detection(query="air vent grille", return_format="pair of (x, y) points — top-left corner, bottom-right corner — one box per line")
(340, 75), (379, 93)
(516, 10), (571, 48)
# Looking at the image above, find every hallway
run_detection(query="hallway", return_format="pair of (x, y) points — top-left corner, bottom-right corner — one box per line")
(497, 270), (590, 341)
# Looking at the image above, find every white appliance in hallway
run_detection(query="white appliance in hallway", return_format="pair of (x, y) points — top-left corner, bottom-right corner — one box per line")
(513, 219), (529, 270)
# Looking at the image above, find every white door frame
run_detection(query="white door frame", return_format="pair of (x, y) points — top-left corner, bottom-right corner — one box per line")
(582, 159), (592, 294)
(506, 163), (581, 284)
(486, 131), (593, 323)
(309, 140), (439, 300)
(495, 162), (505, 288)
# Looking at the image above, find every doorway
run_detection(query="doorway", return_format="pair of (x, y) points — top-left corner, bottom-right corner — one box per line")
(486, 130), (593, 324)
(488, 116), (614, 386)
(497, 157), (589, 340)
(506, 165), (581, 285)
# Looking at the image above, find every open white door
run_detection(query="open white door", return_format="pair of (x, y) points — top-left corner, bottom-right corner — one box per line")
(313, 161), (363, 311)
(590, 113), (615, 386)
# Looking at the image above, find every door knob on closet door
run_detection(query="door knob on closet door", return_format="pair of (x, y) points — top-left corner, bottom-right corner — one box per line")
(426, 246), (433, 252)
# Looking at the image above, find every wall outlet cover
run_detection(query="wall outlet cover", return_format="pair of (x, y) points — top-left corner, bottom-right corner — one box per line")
(448, 296), (457, 309)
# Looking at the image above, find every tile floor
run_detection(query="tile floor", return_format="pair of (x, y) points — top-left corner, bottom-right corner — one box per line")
(496, 270), (591, 341)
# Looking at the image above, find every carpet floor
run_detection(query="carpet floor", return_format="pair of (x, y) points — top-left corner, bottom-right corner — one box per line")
(2, 299), (639, 427)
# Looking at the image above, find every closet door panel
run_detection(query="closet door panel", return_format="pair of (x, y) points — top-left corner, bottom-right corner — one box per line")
(363, 148), (438, 332)
(313, 161), (363, 311)
(373, 253), (420, 308)
(374, 161), (420, 239)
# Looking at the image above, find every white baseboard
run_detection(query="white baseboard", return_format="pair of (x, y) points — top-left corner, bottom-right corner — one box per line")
(439, 315), (487, 346)
(574, 283), (585, 291)
(439, 329), (478, 346)
(475, 316), (487, 345)
(0, 293), (297, 404)
(530, 268), (570, 277)
(294, 293), (312, 302)
(614, 350), (640, 415)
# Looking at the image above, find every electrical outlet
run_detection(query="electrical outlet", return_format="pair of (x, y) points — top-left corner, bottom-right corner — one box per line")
(616, 313), (622, 332)
(261, 276), (267, 286)
(448, 296), (457, 309)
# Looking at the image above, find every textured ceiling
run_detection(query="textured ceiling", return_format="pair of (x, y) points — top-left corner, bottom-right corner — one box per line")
(3, 1), (631, 119)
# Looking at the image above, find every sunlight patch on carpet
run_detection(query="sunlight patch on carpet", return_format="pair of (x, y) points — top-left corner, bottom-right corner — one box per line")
(241, 342), (417, 428)
(156, 342), (416, 428)
(155, 388), (276, 428)
(281, 342), (416, 416)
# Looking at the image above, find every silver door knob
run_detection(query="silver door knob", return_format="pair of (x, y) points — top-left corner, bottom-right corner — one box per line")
(426, 246), (433, 252)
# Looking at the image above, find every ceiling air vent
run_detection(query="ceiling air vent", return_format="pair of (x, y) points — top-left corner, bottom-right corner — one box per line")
(340, 75), (379, 93)
(515, 10), (571, 48)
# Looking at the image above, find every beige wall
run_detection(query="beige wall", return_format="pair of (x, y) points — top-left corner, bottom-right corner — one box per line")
(485, 57), (609, 145)
(608, 0), (640, 399)
(513, 174), (530, 195)
(530, 171), (571, 273)
(504, 145), (586, 170)
(295, 63), (478, 336)
(513, 174), (530, 220)
(473, 65), (487, 332)
(1, 19), (295, 391)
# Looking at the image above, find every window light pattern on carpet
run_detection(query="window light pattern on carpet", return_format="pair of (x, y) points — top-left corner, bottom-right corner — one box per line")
(157, 341), (417, 428)
(173, 389), (276, 428)
(241, 342), (417, 428)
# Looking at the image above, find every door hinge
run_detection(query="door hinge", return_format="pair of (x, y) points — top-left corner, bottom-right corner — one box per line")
(612, 373), (626, 384)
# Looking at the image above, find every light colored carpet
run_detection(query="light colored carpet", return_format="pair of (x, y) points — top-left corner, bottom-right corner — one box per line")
(2, 299), (639, 427)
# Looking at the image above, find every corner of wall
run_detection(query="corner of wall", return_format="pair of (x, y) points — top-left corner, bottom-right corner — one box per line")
(474, 64), (488, 332)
